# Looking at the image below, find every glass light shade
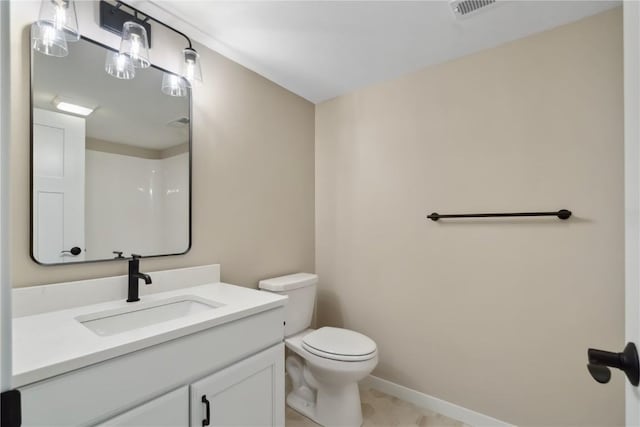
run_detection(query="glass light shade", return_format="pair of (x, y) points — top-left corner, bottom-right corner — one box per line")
(182, 48), (202, 84)
(31, 22), (68, 57)
(119, 22), (150, 69)
(105, 51), (135, 80)
(161, 73), (188, 97)
(36, 0), (80, 42)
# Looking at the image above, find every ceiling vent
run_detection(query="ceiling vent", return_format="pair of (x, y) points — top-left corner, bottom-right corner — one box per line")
(450, 0), (497, 18)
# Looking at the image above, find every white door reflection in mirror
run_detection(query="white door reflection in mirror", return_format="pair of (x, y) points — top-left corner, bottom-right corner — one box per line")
(33, 108), (85, 263)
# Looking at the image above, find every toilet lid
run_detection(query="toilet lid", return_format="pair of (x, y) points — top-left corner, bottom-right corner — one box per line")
(302, 327), (377, 361)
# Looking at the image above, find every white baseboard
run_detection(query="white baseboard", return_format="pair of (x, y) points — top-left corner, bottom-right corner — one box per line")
(361, 375), (515, 427)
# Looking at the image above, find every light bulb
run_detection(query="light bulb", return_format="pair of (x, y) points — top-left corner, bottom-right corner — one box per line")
(184, 60), (195, 83)
(54, 3), (66, 30)
(42, 25), (56, 48)
(116, 53), (126, 72)
(130, 34), (140, 60)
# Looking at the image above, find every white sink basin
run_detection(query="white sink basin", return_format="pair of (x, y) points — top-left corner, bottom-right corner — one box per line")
(76, 296), (224, 336)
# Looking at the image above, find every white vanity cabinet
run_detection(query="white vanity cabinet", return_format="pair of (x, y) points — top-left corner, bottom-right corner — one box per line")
(98, 345), (284, 427)
(97, 387), (189, 427)
(190, 343), (284, 427)
(17, 307), (285, 426)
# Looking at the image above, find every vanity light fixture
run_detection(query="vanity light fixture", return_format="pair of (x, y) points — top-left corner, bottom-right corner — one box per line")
(119, 21), (150, 69)
(31, 22), (68, 57)
(161, 73), (188, 97)
(161, 47), (202, 96)
(31, 0), (80, 57)
(182, 48), (203, 85)
(105, 50), (136, 80)
(99, 0), (203, 96)
(53, 96), (96, 116)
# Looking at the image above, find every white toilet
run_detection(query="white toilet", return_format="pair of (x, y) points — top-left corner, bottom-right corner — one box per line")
(259, 273), (378, 427)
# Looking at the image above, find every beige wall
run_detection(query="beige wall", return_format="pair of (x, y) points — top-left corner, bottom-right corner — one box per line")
(315, 8), (624, 427)
(11, 1), (315, 288)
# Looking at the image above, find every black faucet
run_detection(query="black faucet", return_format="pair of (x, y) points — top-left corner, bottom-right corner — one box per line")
(127, 254), (152, 302)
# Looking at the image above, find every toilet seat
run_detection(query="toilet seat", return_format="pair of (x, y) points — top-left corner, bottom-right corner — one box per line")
(302, 327), (377, 362)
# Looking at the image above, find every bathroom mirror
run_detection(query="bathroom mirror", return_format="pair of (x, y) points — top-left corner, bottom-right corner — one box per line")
(30, 34), (191, 265)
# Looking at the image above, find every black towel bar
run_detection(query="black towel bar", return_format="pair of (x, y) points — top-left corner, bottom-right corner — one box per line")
(427, 209), (572, 221)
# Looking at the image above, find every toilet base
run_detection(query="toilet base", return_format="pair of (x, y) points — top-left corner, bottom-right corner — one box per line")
(287, 383), (363, 427)
(287, 391), (317, 421)
(286, 356), (364, 427)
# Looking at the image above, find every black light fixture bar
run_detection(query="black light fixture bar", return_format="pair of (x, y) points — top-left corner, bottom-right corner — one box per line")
(427, 209), (572, 221)
(99, 0), (194, 49)
(99, 0), (152, 46)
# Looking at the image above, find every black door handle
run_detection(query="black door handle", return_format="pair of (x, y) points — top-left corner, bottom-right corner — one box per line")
(60, 246), (81, 256)
(587, 342), (639, 386)
(587, 363), (612, 384)
(201, 395), (210, 427)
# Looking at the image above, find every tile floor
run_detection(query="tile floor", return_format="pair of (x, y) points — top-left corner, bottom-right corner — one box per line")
(285, 385), (468, 427)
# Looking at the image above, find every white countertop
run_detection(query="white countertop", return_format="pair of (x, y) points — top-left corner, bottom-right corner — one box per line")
(12, 282), (287, 388)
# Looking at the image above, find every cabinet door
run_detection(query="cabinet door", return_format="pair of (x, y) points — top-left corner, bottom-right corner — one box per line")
(190, 343), (284, 427)
(97, 386), (188, 426)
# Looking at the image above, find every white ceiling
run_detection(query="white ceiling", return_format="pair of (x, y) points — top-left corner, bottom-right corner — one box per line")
(136, 0), (620, 104)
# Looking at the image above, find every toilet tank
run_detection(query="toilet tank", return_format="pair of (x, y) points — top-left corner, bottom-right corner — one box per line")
(258, 273), (318, 337)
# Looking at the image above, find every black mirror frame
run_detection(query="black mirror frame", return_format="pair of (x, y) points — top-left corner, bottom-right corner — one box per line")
(29, 32), (192, 266)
